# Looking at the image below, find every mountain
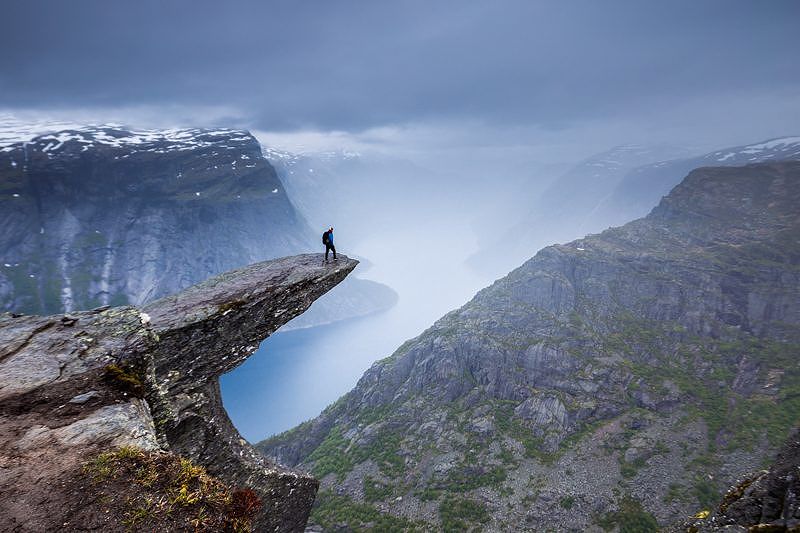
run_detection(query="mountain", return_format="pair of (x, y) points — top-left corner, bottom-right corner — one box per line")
(0, 254), (357, 532)
(470, 137), (800, 279)
(262, 147), (362, 235)
(0, 120), (315, 314)
(259, 161), (800, 531)
(467, 144), (697, 278)
(594, 136), (800, 233)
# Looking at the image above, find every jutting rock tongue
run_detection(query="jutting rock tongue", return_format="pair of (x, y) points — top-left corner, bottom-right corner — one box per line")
(143, 254), (358, 531)
(0, 253), (357, 532)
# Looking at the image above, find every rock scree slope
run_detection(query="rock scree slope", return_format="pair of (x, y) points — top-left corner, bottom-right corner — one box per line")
(671, 427), (800, 532)
(0, 253), (357, 532)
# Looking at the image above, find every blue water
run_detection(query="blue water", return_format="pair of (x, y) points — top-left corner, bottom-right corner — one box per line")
(220, 310), (403, 442)
(220, 230), (490, 443)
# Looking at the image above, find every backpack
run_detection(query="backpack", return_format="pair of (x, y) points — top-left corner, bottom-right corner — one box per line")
(322, 231), (329, 245)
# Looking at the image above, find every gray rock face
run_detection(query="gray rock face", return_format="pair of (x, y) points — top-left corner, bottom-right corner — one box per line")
(260, 162), (800, 531)
(673, 428), (800, 532)
(0, 125), (314, 315)
(0, 253), (357, 532)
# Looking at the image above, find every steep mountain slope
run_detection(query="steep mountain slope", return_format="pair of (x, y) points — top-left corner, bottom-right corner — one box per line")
(471, 137), (800, 279)
(0, 123), (314, 314)
(260, 161), (800, 531)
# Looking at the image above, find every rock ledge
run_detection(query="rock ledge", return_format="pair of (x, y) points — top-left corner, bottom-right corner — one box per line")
(0, 253), (357, 532)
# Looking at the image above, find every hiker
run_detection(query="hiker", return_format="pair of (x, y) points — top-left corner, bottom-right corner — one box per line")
(323, 226), (337, 261)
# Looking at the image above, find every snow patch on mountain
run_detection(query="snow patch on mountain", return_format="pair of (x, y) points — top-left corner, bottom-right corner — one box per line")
(710, 136), (800, 163)
(0, 114), (255, 156)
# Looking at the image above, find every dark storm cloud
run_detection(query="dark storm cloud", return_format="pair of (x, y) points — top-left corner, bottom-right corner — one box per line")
(1, 0), (798, 132)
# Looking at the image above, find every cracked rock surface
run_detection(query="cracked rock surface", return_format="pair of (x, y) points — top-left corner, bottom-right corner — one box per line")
(0, 253), (356, 532)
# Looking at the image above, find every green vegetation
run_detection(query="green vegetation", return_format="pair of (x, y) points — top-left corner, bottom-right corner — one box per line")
(84, 446), (260, 532)
(492, 399), (601, 466)
(610, 314), (800, 454)
(363, 477), (393, 502)
(492, 401), (552, 463)
(559, 495), (575, 509)
(415, 486), (443, 501)
(439, 496), (490, 533)
(596, 495), (658, 533)
(620, 457), (646, 479)
(310, 490), (426, 532)
(356, 405), (393, 426)
(443, 464), (507, 492)
(692, 476), (721, 510)
(308, 425), (405, 480)
(496, 445), (517, 466)
(618, 439), (671, 479)
(307, 427), (352, 479)
(296, 290), (796, 532)
(663, 482), (686, 504)
(103, 362), (145, 397)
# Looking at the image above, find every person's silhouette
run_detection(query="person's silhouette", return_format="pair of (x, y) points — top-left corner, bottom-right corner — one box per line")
(323, 226), (337, 261)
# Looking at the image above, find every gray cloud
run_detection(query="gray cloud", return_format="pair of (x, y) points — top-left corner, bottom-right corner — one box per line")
(1, 0), (798, 136)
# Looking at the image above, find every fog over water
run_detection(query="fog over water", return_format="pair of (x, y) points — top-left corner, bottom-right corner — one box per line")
(221, 216), (490, 442)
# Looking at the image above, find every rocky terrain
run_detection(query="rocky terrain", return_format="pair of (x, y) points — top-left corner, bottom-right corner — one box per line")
(0, 122), (315, 315)
(672, 428), (799, 532)
(0, 253), (357, 531)
(260, 161), (800, 531)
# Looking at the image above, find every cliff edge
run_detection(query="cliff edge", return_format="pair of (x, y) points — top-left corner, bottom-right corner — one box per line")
(0, 253), (357, 532)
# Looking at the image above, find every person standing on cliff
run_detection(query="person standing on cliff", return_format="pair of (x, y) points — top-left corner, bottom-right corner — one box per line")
(323, 226), (337, 261)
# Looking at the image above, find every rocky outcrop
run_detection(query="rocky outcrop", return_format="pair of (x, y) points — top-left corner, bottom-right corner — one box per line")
(675, 428), (799, 532)
(0, 125), (315, 315)
(0, 253), (357, 532)
(260, 162), (800, 531)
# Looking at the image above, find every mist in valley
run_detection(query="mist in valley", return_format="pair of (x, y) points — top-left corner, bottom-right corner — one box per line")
(2, 2), (800, 530)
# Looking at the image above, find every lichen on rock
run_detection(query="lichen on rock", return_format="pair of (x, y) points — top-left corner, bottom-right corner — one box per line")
(0, 253), (357, 532)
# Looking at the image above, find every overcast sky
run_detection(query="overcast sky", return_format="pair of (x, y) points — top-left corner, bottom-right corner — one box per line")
(1, 0), (798, 163)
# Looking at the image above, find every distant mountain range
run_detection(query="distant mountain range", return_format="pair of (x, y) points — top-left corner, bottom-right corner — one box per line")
(469, 136), (800, 279)
(260, 161), (800, 531)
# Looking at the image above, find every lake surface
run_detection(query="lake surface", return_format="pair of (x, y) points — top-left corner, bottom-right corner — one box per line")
(220, 229), (491, 443)
(221, 309), (411, 442)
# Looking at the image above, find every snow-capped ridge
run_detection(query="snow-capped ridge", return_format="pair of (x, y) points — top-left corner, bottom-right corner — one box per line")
(0, 115), (256, 156)
(709, 136), (800, 163)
